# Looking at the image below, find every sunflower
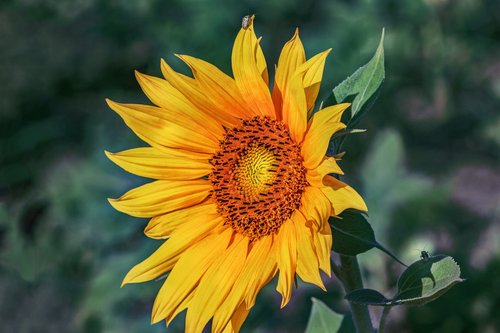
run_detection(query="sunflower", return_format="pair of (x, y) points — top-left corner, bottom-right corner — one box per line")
(106, 16), (367, 333)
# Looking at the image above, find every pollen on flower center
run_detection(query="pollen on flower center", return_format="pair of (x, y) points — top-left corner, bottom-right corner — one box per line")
(209, 116), (309, 240)
(234, 143), (277, 201)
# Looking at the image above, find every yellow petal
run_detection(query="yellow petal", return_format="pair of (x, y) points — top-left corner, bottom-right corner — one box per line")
(306, 156), (345, 187)
(293, 211), (326, 290)
(321, 175), (368, 215)
(124, 145), (210, 161)
(213, 294), (246, 333)
(313, 218), (332, 276)
(276, 217), (297, 308)
(135, 71), (224, 138)
(161, 58), (243, 126)
(166, 290), (194, 327)
(122, 214), (223, 285)
(282, 68), (308, 144)
(144, 201), (218, 239)
(301, 103), (350, 169)
(232, 15), (274, 118)
(243, 237), (277, 308)
(272, 28), (306, 118)
(159, 57), (196, 85)
(174, 55), (251, 118)
(255, 36), (269, 85)
(300, 49), (331, 114)
(106, 99), (219, 155)
(108, 179), (211, 218)
(105, 147), (211, 180)
(186, 235), (249, 333)
(152, 228), (233, 324)
(300, 186), (332, 229)
(212, 235), (275, 333)
(220, 303), (251, 333)
(317, 156), (344, 176)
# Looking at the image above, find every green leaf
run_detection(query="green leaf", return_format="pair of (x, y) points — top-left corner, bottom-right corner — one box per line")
(305, 298), (344, 333)
(393, 254), (464, 305)
(329, 29), (385, 129)
(330, 210), (406, 266)
(330, 211), (373, 255)
(344, 255), (464, 307)
(345, 289), (391, 306)
(321, 29), (385, 156)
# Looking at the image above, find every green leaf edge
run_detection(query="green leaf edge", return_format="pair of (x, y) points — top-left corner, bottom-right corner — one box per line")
(344, 255), (464, 307)
(341, 28), (385, 122)
(393, 255), (465, 305)
(329, 212), (406, 266)
(305, 297), (344, 333)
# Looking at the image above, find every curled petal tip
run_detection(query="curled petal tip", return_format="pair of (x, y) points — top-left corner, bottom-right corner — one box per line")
(151, 311), (164, 325)
(107, 198), (118, 206)
(174, 53), (186, 61)
(134, 70), (146, 82)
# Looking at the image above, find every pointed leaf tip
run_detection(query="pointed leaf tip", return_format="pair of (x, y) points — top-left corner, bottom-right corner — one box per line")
(393, 255), (464, 305)
(330, 211), (405, 266)
(321, 29), (385, 131)
(344, 255), (464, 307)
(305, 298), (343, 333)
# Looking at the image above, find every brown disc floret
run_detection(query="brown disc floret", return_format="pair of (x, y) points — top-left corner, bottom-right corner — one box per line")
(209, 116), (309, 241)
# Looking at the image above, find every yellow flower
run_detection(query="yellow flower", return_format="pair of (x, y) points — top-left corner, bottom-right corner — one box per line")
(106, 16), (367, 333)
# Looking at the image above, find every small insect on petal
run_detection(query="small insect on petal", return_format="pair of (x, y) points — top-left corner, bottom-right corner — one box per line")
(242, 15), (252, 29)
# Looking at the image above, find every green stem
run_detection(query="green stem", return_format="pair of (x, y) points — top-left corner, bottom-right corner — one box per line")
(330, 253), (342, 281)
(378, 306), (392, 333)
(339, 255), (373, 333)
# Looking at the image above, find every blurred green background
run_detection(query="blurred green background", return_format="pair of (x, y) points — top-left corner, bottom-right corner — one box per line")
(1, 0), (499, 332)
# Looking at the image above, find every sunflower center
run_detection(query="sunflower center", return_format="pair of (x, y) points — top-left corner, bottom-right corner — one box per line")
(234, 143), (277, 201)
(209, 116), (308, 240)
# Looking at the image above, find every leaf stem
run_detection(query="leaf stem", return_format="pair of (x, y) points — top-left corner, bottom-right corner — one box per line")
(330, 254), (342, 281)
(378, 306), (392, 333)
(339, 255), (373, 333)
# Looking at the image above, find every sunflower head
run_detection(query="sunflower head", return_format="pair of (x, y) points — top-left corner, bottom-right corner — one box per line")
(106, 16), (367, 333)
(210, 116), (309, 241)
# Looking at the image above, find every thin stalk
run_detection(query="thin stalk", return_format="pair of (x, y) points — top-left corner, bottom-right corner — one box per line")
(339, 254), (373, 333)
(330, 252), (343, 281)
(378, 306), (392, 333)
(336, 134), (348, 154)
